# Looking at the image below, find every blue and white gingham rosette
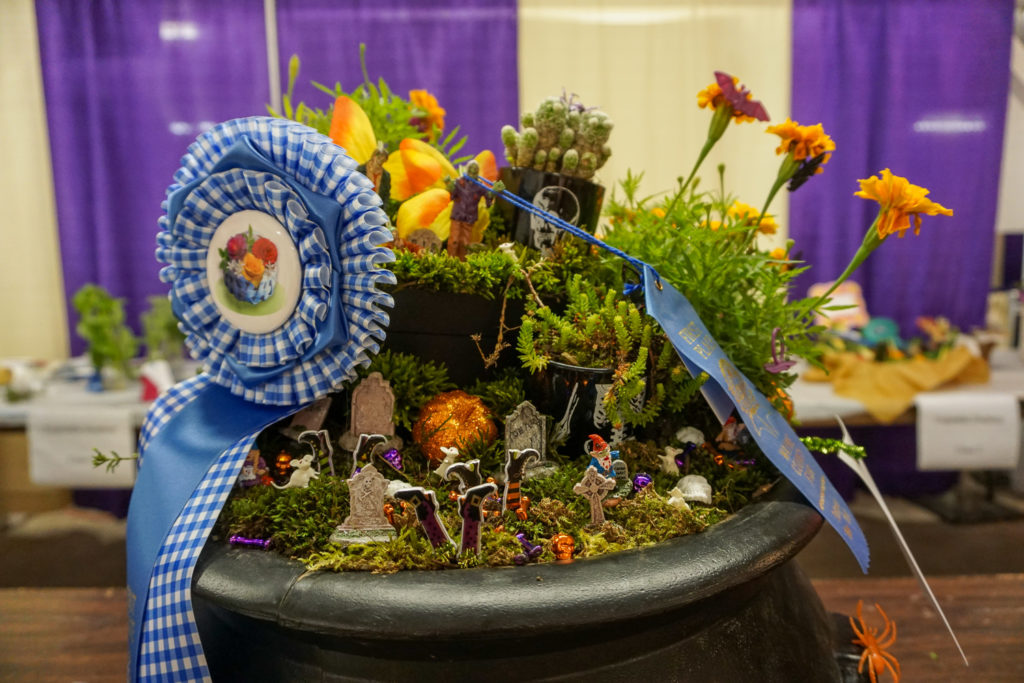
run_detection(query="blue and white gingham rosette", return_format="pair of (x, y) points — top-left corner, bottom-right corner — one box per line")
(126, 117), (395, 682)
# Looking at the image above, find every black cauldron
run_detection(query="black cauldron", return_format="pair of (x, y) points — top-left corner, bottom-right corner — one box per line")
(192, 481), (859, 681)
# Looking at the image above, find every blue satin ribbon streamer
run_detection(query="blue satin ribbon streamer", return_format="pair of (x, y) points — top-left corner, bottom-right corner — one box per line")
(643, 265), (869, 571)
(468, 174), (870, 572)
(126, 384), (295, 678)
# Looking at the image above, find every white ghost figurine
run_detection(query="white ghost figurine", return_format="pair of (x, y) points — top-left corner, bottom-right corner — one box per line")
(675, 426), (705, 446)
(677, 474), (713, 505)
(666, 487), (691, 511)
(433, 446), (461, 479)
(658, 447), (683, 476)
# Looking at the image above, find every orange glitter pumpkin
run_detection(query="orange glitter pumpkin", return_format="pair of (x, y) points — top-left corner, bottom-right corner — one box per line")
(411, 390), (497, 463)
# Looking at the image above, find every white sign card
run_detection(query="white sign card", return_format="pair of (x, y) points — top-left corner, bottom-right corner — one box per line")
(28, 406), (136, 488)
(915, 392), (1021, 471)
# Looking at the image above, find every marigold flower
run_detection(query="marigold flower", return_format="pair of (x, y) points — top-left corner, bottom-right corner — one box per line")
(766, 118), (835, 165)
(410, 89), (446, 140)
(854, 169), (953, 239)
(696, 72), (768, 123)
(728, 200), (777, 234)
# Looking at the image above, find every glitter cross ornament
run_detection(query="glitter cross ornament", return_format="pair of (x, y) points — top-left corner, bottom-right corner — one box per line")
(573, 466), (618, 525)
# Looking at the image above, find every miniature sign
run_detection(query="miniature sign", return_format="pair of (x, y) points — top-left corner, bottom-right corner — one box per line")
(330, 463), (395, 545)
(341, 373), (400, 451)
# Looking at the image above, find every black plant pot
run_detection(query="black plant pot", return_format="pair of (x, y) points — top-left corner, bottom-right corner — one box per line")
(498, 167), (605, 251)
(191, 481), (857, 682)
(384, 288), (524, 387)
(528, 360), (615, 458)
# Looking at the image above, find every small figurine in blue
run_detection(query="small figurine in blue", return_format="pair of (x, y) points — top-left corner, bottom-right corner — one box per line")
(585, 434), (619, 476)
(237, 449), (269, 488)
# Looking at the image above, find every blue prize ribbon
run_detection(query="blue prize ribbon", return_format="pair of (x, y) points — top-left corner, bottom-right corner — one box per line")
(127, 118), (395, 681)
(468, 174), (871, 573)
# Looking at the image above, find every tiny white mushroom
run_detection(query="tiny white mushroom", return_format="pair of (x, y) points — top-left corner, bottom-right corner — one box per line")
(677, 474), (713, 505)
(675, 426), (705, 446)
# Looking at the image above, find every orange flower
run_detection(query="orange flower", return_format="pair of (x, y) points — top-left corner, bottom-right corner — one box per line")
(382, 138), (458, 201)
(766, 118), (835, 165)
(728, 201), (777, 234)
(696, 72), (767, 124)
(242, 253), (264, 286)
(410, 89), (446, 141)
(854, 169), (953, 239)
(394, 150), (498, 240)
(328, 95), (376, 165)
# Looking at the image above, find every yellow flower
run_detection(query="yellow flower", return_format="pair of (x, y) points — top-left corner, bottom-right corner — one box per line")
(700, 218), (723, 231)
(410, 89), (446, 141)
(728, 200), (777, 234)
(854, 169), (953, 239)
(766, 118), (835, 165)
(696, 72), (767, 124)
(768, 247), (787, 260)
(651, 207), (666, 219)
(242, 253), (264, 286)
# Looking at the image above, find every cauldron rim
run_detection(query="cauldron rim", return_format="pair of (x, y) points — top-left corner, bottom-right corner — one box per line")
(193, 479), (822, 641)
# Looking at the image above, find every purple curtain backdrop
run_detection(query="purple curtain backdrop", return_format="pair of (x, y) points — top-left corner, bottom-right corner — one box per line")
(275, 0), (518, 163)
(37, 0), (519, 355)
(36, 0), (271, 354)
(790, 0), (1014, 337)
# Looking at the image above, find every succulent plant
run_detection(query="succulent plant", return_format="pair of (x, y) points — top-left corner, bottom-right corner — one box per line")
(501, 94), (613, 180)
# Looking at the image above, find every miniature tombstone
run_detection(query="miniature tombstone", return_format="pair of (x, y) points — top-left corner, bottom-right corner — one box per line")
(573, 466), (617, 526)
(393, 487), (454, 549)
(330, 463), (396, 545)
(505, 401), (548, 474)
(341, 373), (401, 451)
(502, 448), (540, 513)
(606, 459), (632, 505)
(406, 228), (442, 253)
(458, 482), (498, 556)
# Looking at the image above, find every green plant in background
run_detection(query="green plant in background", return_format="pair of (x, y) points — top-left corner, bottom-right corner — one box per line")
(72, 284), (139, 381)
(501, 93), (613, 179)
(602, 169), (822, 402)
(140, 296), (185, 361)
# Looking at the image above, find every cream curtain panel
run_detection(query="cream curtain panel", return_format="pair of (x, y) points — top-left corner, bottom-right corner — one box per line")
(518, 0), (793, 242)
(0, 0), (69, 359)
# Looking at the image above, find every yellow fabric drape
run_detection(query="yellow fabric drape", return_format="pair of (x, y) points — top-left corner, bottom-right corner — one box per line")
(0, 0), (69, 360)
(518, 0), (793, 244)
(804, 347), (991, 423)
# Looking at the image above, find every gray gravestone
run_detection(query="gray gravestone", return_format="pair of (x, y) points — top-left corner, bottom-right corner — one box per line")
(330, 463), (396, 545)
(407, 228), (442, 253)
(505, 401), (546, 463)
(341, 372), (401, 451)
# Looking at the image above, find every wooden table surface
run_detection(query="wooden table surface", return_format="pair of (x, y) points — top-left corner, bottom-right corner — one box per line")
(1, 574), (1021, 682)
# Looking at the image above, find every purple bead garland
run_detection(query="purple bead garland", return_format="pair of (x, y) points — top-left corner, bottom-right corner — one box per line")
(229, 534), (272, 549)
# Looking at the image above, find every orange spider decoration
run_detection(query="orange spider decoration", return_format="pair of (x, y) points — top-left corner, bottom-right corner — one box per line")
(850, 599), (901, 683)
